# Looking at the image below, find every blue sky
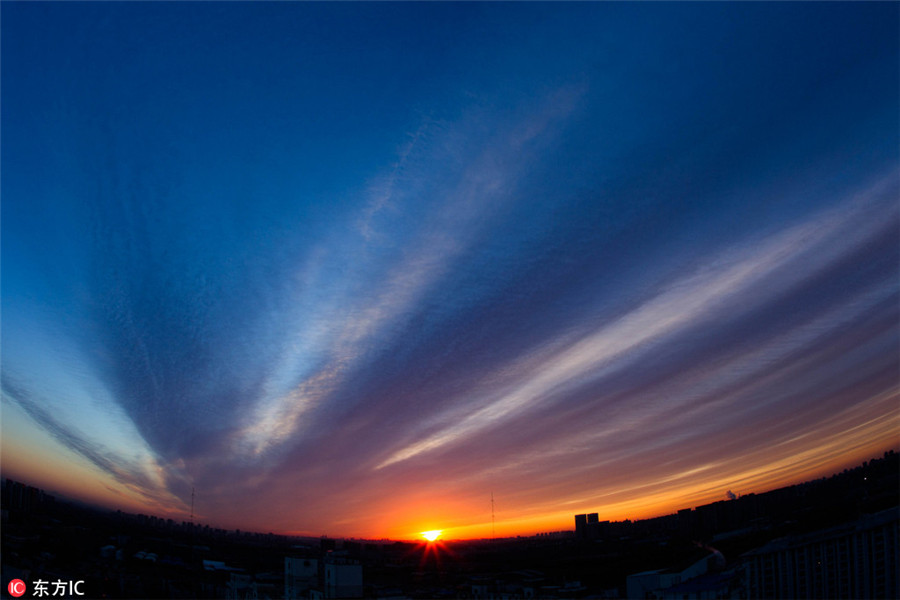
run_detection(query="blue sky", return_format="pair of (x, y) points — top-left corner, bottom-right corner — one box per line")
(2, 2), (898, 539)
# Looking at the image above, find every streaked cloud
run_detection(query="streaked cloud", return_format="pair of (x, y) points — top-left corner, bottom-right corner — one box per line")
(376, 176), (897, 469)
(2, 2), (897, 538)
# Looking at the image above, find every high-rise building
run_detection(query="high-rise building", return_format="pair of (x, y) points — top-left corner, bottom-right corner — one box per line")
(743, 509), (898, 599)
(575, 514), (587, 539)
(324, 556), (363, 599)
(285, 556), (318, 599)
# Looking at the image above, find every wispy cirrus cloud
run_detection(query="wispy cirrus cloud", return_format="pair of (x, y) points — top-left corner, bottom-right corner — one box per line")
(1, 376), (180, 510)
(375, 174), (898, 469)
(229, 85), (587, 460)
(3, 2), (896, 538)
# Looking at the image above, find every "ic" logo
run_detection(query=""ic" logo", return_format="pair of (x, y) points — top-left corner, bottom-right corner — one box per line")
(7, 579), (26, 598)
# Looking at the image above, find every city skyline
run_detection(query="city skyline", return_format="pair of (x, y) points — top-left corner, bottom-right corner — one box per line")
(2, 2), (898, 540)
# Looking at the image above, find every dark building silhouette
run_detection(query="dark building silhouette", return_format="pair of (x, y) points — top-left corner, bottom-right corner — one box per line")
(574, 512), (612, 540)
(575, 513), (587, 539)
(743, 508), (899, 599)
(3, 479), (52, 513)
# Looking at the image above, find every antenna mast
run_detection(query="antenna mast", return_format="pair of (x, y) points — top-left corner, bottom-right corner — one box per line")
(491, 492), (495, 540)
(190, 487), (195, 526)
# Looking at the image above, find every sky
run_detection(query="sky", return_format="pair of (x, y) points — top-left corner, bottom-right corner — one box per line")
(2, 2), (898, 541)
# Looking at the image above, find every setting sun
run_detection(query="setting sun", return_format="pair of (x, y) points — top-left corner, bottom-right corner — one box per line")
(421, 530), (442, 542)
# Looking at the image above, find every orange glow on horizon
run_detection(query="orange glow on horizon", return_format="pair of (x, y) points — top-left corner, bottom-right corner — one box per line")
(11, 443), (897, 542)
(6, 383), (895, 543)
(370, 439), (898, 542)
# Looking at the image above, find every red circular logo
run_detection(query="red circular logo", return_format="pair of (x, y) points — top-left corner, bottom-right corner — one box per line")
(8, 579), (26, 598)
